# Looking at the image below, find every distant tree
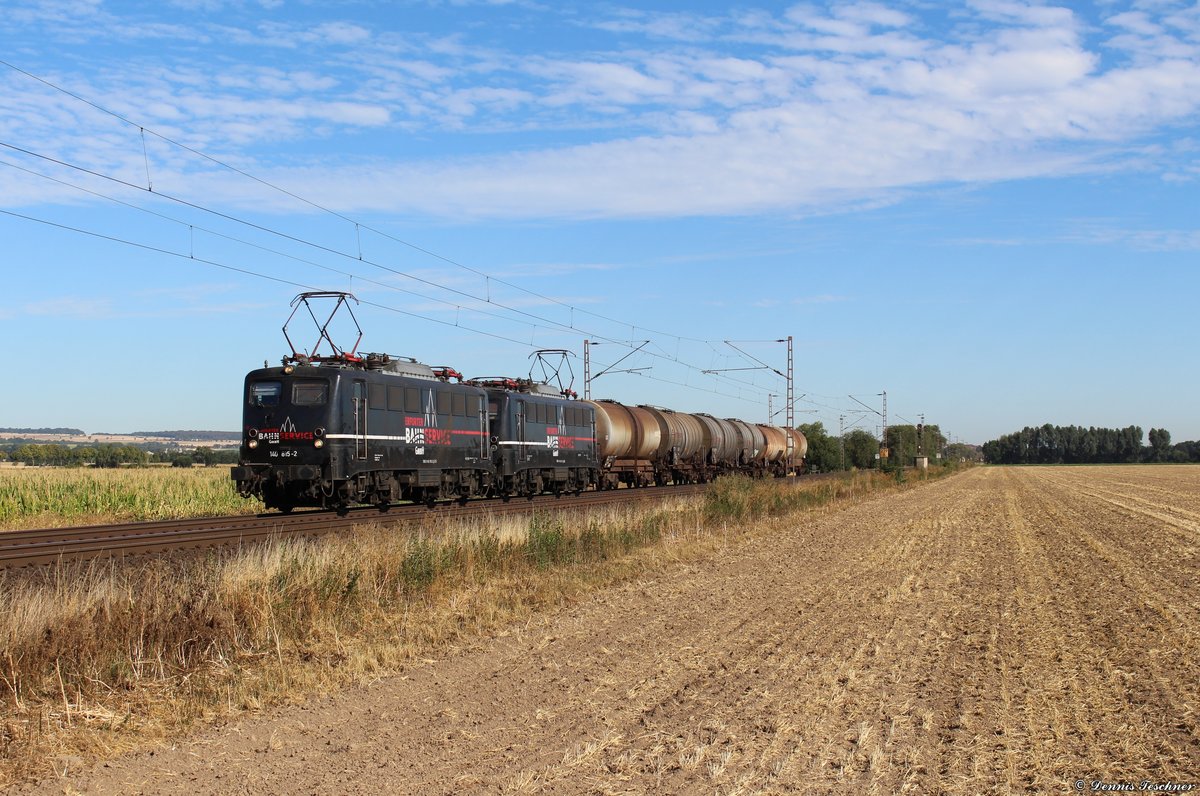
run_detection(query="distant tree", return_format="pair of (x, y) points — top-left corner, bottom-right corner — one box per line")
(190, 447), (217, 467)
(944, 443), (983, 463)
(210, 448), (239, 465)
(798, 422), (839, 472)
(92, 445), (121, 468)
(883, 425), (914, 469)
(1148, 428), (1172, 462)
(984, 424), (1146, 464)
(0, 427), (85, 435)
(1173, 440), (1200, 463)
(843, 429), (879, 469)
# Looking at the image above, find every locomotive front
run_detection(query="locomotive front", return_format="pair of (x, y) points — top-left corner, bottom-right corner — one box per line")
(231, 365), (336, 511)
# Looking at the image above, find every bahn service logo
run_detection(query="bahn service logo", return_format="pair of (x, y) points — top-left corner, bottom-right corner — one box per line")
(280, 416), (313, 442)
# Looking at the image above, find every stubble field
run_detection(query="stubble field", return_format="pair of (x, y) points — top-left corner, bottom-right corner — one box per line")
(16, 465), (1200, 794)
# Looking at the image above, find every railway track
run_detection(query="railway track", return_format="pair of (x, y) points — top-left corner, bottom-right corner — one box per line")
(0, 483), (711, 568)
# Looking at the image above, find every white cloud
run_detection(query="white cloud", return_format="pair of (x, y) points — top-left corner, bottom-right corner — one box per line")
(2, 2), (1200, 220)
(588, 9), (721, 42)
(1065, 223), (1200, 251)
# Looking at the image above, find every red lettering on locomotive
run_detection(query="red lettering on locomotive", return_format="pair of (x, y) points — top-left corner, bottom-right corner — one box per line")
(425, 428), (452, 445)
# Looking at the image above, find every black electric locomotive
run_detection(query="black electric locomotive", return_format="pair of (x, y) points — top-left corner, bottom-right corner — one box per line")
(231, 355), (498, 511)
(474, 378), (596, 498)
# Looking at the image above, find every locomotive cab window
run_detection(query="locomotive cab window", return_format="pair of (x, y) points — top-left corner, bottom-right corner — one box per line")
(249, 381), (281, 406)
(292, 381), (328, 405)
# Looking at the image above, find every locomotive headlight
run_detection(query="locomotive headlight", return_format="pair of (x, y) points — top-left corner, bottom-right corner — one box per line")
(284, 365), (294, 374)
(248, 428), (259, 439)
(248, 439), (259, 450)
(314, 439), (325, 449)
(314, 427), (325, 438)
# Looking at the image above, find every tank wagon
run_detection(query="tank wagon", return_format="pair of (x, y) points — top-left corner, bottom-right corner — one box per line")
(231, 292), (806, 512)
(586, 403), (805, 488)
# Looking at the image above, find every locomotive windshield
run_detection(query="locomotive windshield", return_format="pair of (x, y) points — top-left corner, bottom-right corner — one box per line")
(292, 380), (329, 405)
(249, 381), (281, 406)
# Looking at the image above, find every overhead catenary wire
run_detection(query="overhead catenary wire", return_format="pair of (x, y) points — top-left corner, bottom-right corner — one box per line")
(7, 52), (813, 376)
(0, 135), (780, 400)
(0, 204), (769, 406)
(2, 58), (844, 415)
(0, 207), (540, 347)
(0, 155), (561, 339)
(0, 58), (715, 346)
(0, 58), (936, 431)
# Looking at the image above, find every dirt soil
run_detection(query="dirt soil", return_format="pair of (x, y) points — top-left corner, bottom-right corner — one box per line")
(18, 466), (1200, 794)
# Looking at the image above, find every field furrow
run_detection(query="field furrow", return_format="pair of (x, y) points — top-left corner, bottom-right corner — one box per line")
(17, 466), (1200, 795)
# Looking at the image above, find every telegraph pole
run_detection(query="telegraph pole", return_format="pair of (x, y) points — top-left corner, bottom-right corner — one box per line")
(583, 339), (591, 400)
(881, 390), (888, 467)
(839, 414), (845, 471)
(584, 339), (650, 399)
(848, 391), (887, 469)
(786, 335), (794, 474)
(706, 336), (795, 474)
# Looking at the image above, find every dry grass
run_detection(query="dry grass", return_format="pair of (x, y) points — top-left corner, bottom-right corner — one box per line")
(0, 469), (938, 786)
(0, 467), (262, 530)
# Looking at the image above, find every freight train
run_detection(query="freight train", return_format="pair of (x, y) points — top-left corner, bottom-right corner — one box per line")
(230, 293), (806, 512)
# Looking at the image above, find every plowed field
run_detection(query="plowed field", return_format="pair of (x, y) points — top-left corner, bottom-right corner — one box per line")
(22, 466), (1200, 794)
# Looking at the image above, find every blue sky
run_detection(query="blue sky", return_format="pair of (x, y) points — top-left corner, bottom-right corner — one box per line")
(1, 0), (1198, 444)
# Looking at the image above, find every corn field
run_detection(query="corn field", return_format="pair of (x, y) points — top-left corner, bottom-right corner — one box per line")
(0, 467), (261, 529)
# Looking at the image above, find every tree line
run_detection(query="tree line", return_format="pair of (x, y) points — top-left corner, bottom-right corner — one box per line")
(0, 427), (85, 435)
(981, 425), (1200, 464)
(798, 422), (968, 472)
(0, 444), (239, 467)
